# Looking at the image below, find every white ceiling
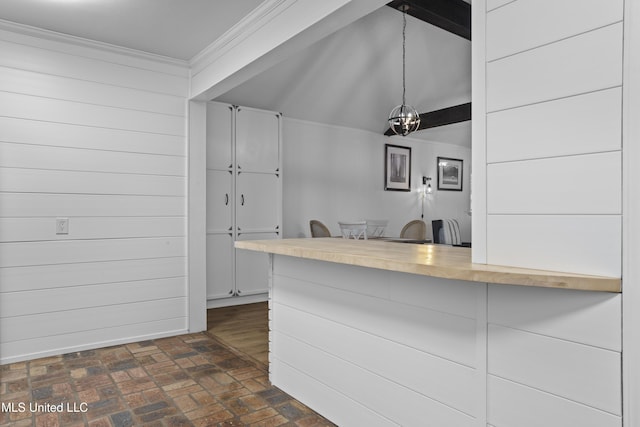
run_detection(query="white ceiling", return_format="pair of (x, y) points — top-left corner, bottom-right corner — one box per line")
(0, 0), (264, 60)
(216, 6), (471, 146)
(0, 1), (471, 146)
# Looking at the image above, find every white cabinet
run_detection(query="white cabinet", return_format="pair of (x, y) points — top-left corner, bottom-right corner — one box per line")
(206, 102), (282, 304)
(206, 233), (234, 299)
(236, 107), (280, 172)
(236, 172), (280, 232)
(236, 232), (279, 296)
(206, 170), (233, 232)
(206, 102), (233, 170)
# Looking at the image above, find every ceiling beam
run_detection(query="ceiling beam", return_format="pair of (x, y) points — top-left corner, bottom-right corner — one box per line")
(384, 102), (471, 136)
(386, 0), (471, 40)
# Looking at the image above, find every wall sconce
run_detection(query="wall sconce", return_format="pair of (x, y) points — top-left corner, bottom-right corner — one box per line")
(420, 176), (432, 219)
(422, 176), (432, 194)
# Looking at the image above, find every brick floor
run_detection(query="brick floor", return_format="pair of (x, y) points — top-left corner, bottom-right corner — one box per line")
(0, 333), (336, 427)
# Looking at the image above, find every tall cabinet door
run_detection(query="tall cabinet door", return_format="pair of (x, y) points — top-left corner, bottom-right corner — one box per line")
(235, 232), (279, 296)
(207, 102), (234, 170)
(236, 172), (280, 232)
(206, 170), (233, 233)
(206, 233), (234, 299)
(236, 107), (280, 172)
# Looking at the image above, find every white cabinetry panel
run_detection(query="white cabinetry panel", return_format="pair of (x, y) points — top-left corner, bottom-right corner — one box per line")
(487, 215), (621, 277)
(236, 232), (278, 296)
(236, 172), (280, 232)
(487, 87), (622, 163)
(488, 325), (621, 415)
(205, 102), (282, 304)
(487, 152), (621, 214)
(488, 376), (621, 427)
(487, 0), (623, 61)
(236, 107), (280, 172)
(487, 23), (623, 112)
(206, 233), (234, 299)
(206, 102), (233, 170)
(206, 170), (233, 232)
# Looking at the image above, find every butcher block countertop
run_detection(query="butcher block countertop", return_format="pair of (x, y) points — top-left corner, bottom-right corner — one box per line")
(235, 238), (621, 292)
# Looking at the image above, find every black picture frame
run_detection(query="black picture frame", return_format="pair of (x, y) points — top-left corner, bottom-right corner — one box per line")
(385, 144), (411, 191)
(437, 157), (463, 191)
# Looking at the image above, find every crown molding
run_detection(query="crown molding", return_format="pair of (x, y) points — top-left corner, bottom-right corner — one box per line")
(189, 0), (294, 73)
(0, 18), (189, 74)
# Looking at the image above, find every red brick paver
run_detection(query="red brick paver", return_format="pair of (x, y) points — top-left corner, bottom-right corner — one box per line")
(0, 333), (335, 427)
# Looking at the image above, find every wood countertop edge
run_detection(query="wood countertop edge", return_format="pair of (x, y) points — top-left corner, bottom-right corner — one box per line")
(235, 239), (621, 293)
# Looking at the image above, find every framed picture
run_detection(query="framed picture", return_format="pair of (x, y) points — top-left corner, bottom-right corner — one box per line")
(385, 144), (411, 191)
(437, 157), (463, 191)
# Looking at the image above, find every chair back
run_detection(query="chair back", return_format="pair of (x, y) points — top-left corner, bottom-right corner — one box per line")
(432, 219), (461, 245)
(309, 220), (331, 238)
(400, 220), (426, 240)
(365, 219), (388, 238)
(338, 221), (368, 240)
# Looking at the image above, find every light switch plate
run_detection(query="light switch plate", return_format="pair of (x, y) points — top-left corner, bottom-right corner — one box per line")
(56, 218), (69, 235)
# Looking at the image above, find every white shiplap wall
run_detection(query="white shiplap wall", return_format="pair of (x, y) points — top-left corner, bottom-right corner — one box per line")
(478, 1), (625, 425)
(484, 0), (623, 277)
(0, 24), (190, 364)
(270, 256), (482, 427)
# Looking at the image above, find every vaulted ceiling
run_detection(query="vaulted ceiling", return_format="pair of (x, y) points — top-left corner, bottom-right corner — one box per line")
(0, 1), (471, 146)
(216, 5), (471, 146)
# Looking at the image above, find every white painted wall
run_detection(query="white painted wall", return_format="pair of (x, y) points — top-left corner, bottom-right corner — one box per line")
(480, 0), (623, 277)
(0, 24), (190, 364)
(622, 0), (640, 424)
(472, 0), (631, 425)
(282, 118), (471, 241)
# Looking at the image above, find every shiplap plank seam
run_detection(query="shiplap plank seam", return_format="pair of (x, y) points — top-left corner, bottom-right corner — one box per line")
(489, 373), (621, 417)
(487, 21), (623, 64)
(487, 85), (622, 115)
(0, 117), (186, 157)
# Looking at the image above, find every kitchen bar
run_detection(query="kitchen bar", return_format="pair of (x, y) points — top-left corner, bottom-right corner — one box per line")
(236, 238), (622, 426)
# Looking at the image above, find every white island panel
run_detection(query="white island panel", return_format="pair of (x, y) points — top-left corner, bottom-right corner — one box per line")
(270, 255), (481, 426)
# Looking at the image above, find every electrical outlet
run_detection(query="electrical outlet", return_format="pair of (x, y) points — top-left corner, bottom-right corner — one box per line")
(56, 218), (69, 235)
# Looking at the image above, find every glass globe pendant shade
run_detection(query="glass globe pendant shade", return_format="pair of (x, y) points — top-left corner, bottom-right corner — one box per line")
(388, 104), (421, 136)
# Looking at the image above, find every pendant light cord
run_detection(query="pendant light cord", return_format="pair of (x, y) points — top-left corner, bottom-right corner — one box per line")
(402, 10), (407, 106)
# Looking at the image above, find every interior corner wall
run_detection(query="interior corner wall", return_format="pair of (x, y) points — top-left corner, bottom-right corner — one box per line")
(282, 118), (471, 241)
(0, 27), (190, 364)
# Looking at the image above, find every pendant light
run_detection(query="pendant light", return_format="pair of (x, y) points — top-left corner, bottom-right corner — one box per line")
(388, 5), (420, 136)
